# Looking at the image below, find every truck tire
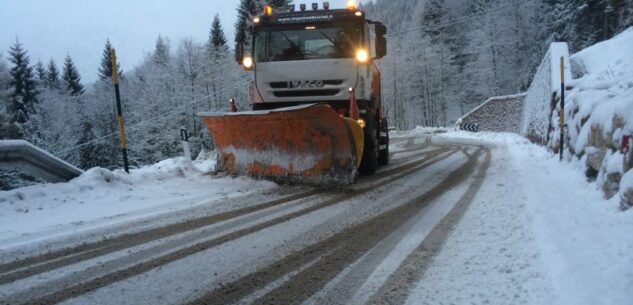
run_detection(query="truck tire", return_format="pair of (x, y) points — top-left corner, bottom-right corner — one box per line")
(359, 117), (378, 175)
(378, 120), (390, 166)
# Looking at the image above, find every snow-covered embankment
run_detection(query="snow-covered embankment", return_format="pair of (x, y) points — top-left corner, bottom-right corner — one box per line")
(559, 27), (633, 208)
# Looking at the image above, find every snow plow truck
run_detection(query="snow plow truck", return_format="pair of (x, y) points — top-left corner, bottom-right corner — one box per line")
(199, 1), (388, 185)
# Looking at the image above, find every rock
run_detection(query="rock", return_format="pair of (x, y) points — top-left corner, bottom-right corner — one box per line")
(586, 146), (607, 173)
(621, 186), (633, 211)
(589, 125), (607, 148)
(603, 172), (621, 199)
(613, 115), (626, 132)
(619, 170), (633, 210)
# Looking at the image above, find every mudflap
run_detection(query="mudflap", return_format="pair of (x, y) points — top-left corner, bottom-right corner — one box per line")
(199, 104), (364, 186)
(378, 119), (390, 166)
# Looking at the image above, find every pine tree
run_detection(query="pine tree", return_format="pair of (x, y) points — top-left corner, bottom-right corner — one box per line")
(269, 0), (291, 9)
(235, 0), (261, 57)
(556, 0), (633, 51)
(0, 54), (9, 91)
(76, 120), (98, 169)
(7, 39), (38, 127)
(35, 61), (46, 86)
(153, 35), (170, 66)
(210, 14), (229, 54)
(46, 59), (61, 89)
(97, 39), (122, 81)
(62, 55), (84, 96)
(0, 54), (15, 139)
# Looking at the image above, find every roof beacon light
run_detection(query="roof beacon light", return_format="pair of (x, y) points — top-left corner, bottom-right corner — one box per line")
(312, 3), (318, 10)
(300, 4), (306, 11)
(323, 2), (330, 10)
(347, 0), (357, 10)
(288, 4), (295, 11)
(265, 5), (273, 15)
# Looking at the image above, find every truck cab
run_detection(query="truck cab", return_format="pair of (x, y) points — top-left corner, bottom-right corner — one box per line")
(235, 1), (389, 174)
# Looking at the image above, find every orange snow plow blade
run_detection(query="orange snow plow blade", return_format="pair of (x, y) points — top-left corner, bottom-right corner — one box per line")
(199, 104), (364, 186)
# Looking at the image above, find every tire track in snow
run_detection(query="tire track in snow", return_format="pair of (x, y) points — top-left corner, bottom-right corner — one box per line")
(0, 144), (445, 286)
(0, 191), (323, 285)
(3, 146), (457, 305)
(366, 148), (491, 305)
(184, 147), (486, 305)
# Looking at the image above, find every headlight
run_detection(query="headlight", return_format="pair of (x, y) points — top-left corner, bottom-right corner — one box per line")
(242, 56), (254, 70)
(356, 49), (369, 63)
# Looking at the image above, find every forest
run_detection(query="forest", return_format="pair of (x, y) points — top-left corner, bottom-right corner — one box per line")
(0, 0), (632, 188)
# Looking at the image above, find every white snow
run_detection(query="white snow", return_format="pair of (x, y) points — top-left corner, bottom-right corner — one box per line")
(572, 27), (633, 78)
(0, 157), (278, 249)
(568, 27), (633, 146)
(620, 170), (633, 203)
(425, 131), (633, 305)
(1, 130), (632, 304)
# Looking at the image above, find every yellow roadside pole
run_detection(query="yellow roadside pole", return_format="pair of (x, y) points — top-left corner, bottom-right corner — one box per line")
(110, 48), (130, 173)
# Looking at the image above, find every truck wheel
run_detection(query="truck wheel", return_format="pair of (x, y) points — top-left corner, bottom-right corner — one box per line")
(359, 118), (378, 175)
(378, 120), (390, 166)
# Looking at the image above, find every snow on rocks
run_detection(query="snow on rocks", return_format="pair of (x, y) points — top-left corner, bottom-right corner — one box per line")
(549, 27), (633, 200)
(0, 157), (278, 247)
(620, 170), (633, 210)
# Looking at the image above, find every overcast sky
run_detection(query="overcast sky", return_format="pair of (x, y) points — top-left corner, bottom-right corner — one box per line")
(0, 0), (352, 82)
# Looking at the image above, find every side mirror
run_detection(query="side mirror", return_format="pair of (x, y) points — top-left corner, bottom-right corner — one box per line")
(375, 36), (387, 58)
(375, 23), (387, 36)
(235, 43), (244, 63)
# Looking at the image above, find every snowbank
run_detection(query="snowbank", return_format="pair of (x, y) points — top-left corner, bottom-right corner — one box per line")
(0, 157), (277, 246)
(555, 27), (633, 204)
(430, 130), (633, 304)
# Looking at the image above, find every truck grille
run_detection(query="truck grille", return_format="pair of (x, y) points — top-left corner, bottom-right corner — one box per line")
(273, 90), (340, 97)
(269, 80), (344, 89)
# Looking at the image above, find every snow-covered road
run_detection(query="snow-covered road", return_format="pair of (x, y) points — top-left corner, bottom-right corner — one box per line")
(0, 132), (631, 305)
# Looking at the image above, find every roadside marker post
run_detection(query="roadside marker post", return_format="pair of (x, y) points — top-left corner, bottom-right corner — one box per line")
(559, 57), (565, 161)
(110, 48), (130, 173)
(180, 128), (192, 161)
(230, 98), (238, 112)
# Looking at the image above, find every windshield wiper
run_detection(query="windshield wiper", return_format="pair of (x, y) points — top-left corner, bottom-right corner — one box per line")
(317, 30), (337, 45)
(280, 32), (304, 59)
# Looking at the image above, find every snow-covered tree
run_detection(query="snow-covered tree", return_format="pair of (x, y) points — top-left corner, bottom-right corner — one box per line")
(6, 40), (38, 138)
(46, 59), (61, 90)
(97, 39), (122, 81)
(153, 35), (171, 67)
(210, 14), (228, 55)
(62, 55), (84, 96)
(34, 61), (46, 86)
(269, 0), (291, 9)
(235, 0), (262, 58)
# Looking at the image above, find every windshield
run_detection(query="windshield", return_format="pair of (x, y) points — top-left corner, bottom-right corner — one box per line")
(255, 25), (361, 62)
